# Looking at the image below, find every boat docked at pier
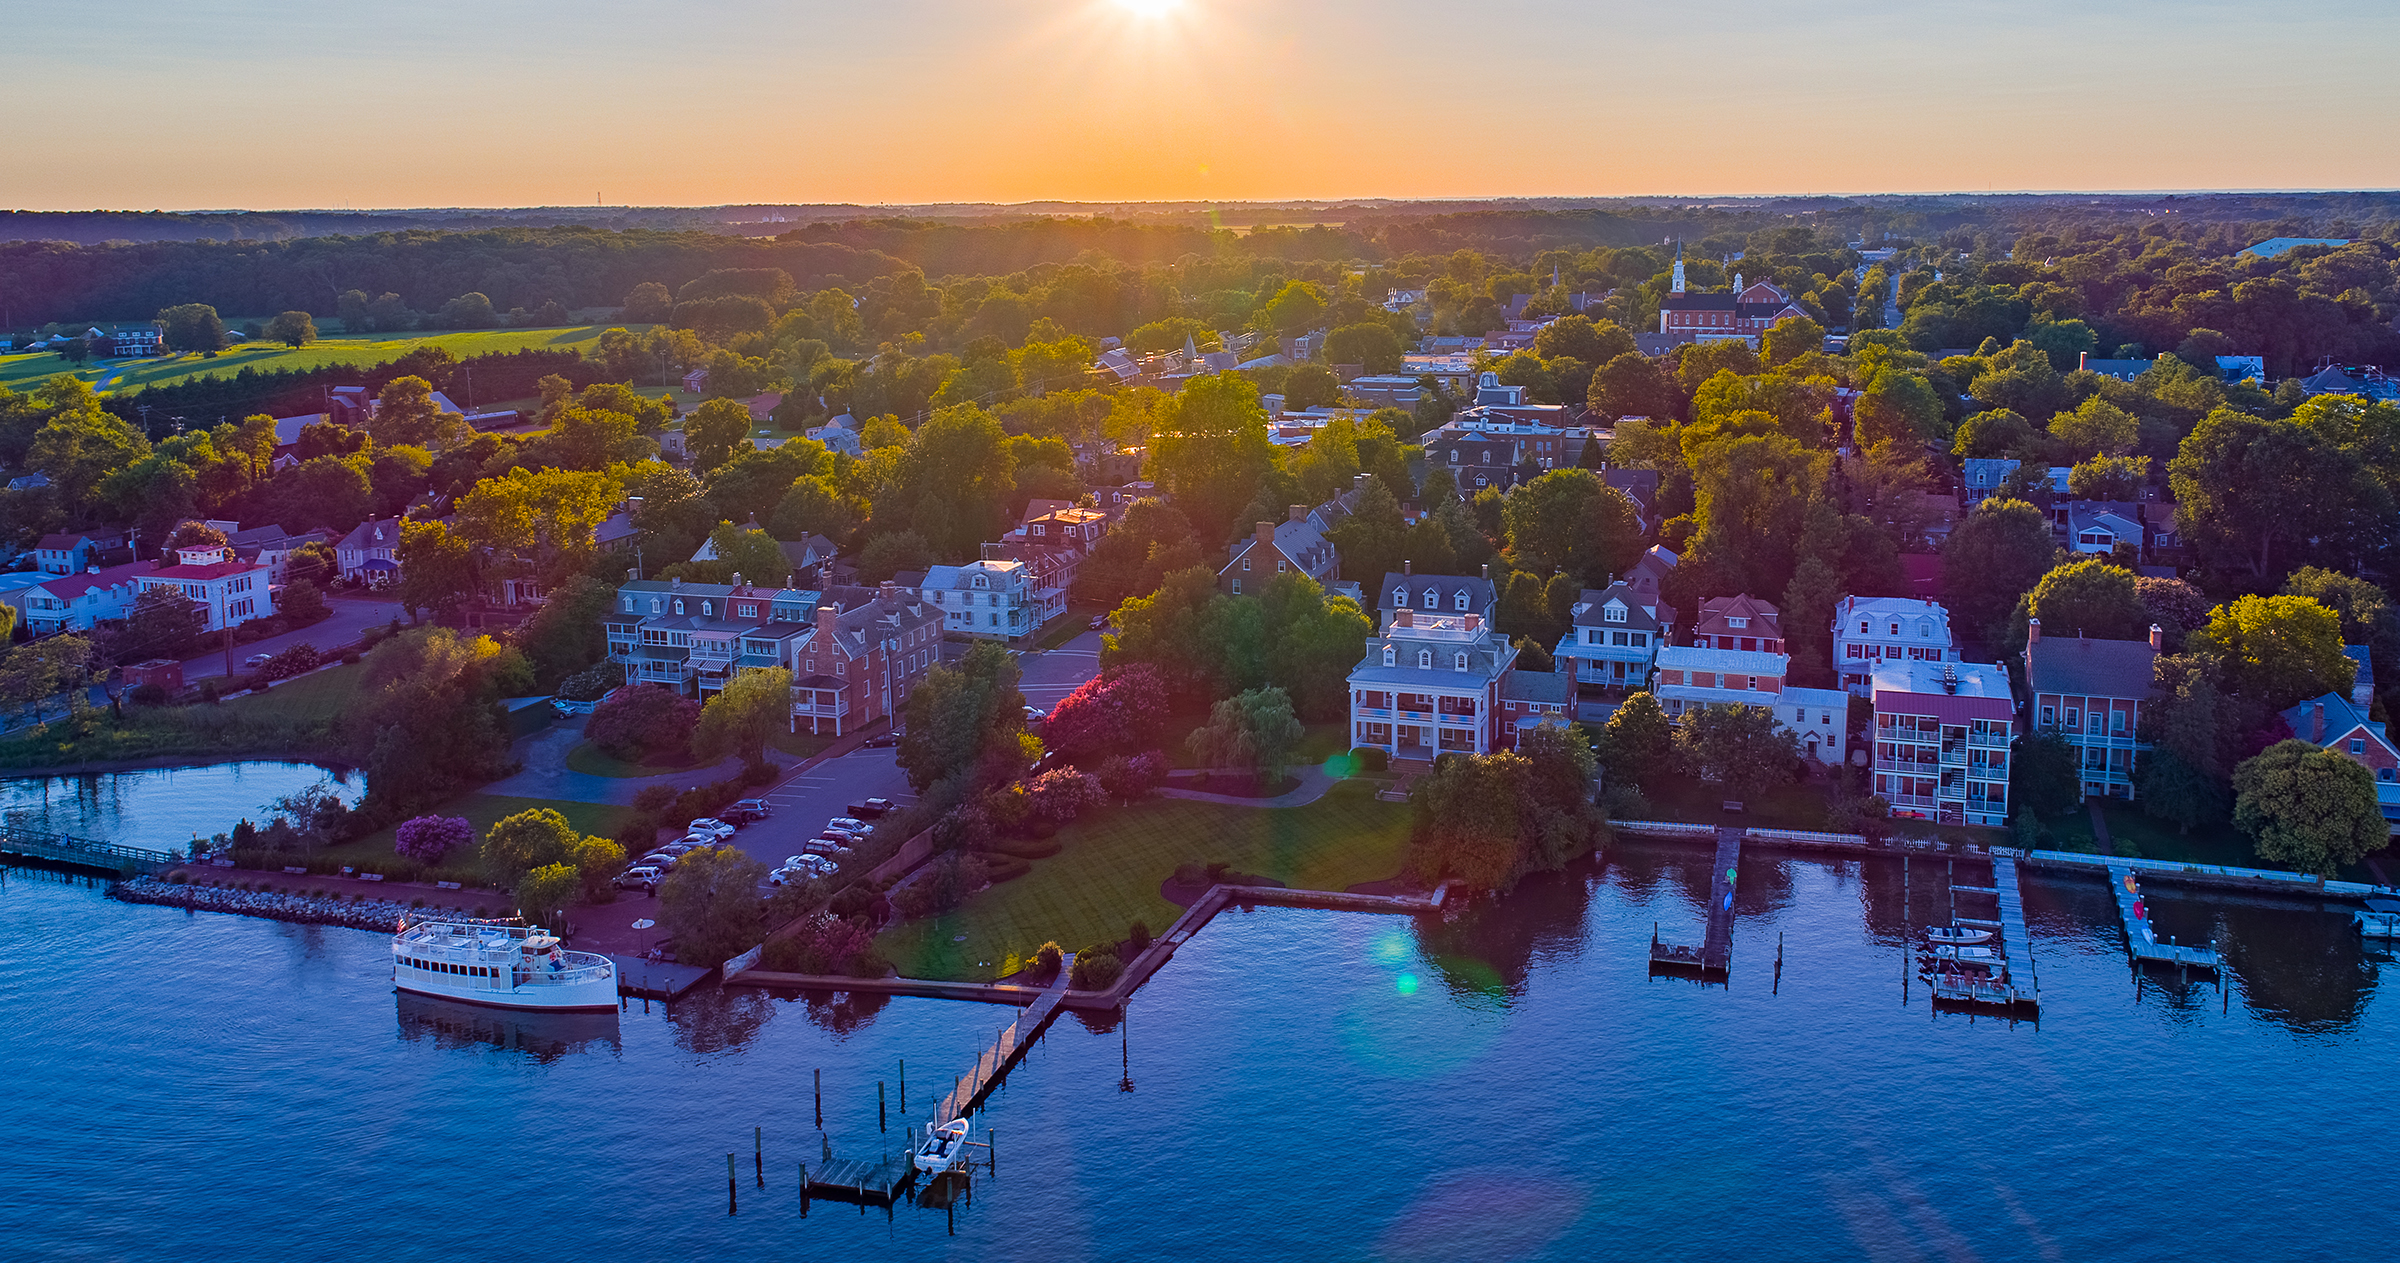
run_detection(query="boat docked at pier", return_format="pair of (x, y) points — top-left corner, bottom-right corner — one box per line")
(913, 1119), (973, 1174)
(392, 918), (616, 1012)
(1924, 925), (1993, 946)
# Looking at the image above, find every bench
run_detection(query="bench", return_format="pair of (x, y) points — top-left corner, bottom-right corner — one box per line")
(436, 880), (462, 890)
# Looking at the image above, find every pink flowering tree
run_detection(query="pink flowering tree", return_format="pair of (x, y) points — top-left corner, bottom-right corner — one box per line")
(1042, 664), (1170, 762)
(395, 815), (474, 863)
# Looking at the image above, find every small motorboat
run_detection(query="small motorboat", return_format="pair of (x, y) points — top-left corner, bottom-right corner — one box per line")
(913, 1119), (972, 1175)
(2356, 912), (2400, 941)
(1923, 926), (1993, 946)
(1923, 944), (2004, 964)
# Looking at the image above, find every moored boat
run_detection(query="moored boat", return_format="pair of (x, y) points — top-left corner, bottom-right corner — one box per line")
(392, 917), (617, 1012)
(913, 1119), (972, 1174)
(1922, 944), (2004, 964)
(1923, 925), (1993, 946)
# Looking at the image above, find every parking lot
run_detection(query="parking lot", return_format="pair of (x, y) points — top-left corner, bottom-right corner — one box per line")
(1017, 628), (1105, 712)
(735, 745), (919, 881)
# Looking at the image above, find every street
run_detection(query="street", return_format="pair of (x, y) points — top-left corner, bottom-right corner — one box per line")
(181, 591), (407, 680)
(1015, 628), (1105, 711)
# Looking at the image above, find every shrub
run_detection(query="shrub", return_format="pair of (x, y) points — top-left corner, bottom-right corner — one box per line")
(555, 662), (617, 703)
(888, 851), (990, 919)
(1355, 747), (1390, 773)
(264, 643), (323, 680)
(588, 684), (700, 762)
(1069, 951), (1122, 990)
(742, 761), (777, 787)
(615, 816), (660, 854)
(932, 804), (993, 854)
(1024, 767), (1105, 825)
(1035, 941), (1063, 977)
(341, 650), (361, 665)
(632, 784), (680, 815)
(982, 855), (1032, 883)
(760, 912), (883, 976)
(395, 815), (474, 863)
(127, 683), (167, 707)
(1127, 920), (1152, 954)
(1095, 750), (1169, 800)
(166, 870), (189, 884)
(987, 836), (1062, 860)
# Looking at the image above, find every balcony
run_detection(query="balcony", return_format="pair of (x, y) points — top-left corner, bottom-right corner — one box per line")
(1938, 746), (1967, 767)
(792, 694), (850, 718)
(1967, 730), (2010, 748)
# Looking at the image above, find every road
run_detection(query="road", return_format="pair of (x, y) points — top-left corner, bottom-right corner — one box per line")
(1015, 628), (1105, 712)
(181, 592), (406, 681)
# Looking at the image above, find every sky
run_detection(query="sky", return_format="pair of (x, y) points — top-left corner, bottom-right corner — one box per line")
(4, 0), (2396, 210)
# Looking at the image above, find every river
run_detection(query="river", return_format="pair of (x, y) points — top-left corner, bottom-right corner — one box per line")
(1, 819), (2392, 1261)
(0, 761), (356, 851)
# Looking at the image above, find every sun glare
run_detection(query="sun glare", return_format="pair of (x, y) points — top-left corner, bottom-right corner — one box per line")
(1113, 0), (1181, 17)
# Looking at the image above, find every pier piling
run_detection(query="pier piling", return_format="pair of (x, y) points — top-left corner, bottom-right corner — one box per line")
(755, 1126), (763, 1188)
(814, 1067), (822, 1128)
(899, 1059), (906, 1112)
(726, 1152), (736, 1215)
(879, 1081), (887, 1132)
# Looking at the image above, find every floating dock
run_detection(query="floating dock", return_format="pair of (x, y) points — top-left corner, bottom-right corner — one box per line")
(803, 1154), (913, 1204)
(612, 957), (714, 1000)
(1651, 826), (1742, 978)
(2106, 863), (2220, 971)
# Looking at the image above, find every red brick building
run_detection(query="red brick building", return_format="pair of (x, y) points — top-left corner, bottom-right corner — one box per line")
(787, 583), (943, 736)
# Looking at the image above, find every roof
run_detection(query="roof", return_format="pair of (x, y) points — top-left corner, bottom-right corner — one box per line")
(1224, 515), (1337, 580)
(2281, 692), (2391, 752)
(2026, 635), (2156, 700)
(1377, 572), (1496, 616)
(1657, 644), (1788, 676)
(1780, 686), (1851, 712)
(1600, 467), (1660, 513)
(1872, 660), (2012, 708)
(2064, 500), (2142, 536)
(35, 533), (98, 551)
(1502, 670), (1575, 704)
(338, 517), (403, 552)
(1694, 593), (1783, 637)
(140, 558), (265, 582)
(29, 568), (140, 601)
(1571, 582), (1671, 632)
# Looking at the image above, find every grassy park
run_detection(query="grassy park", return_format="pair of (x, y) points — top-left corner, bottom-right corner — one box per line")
(0, 324), (645, 395)
(876, 778), (1413, 983)
(322, 793), (631, 877)
(0, 660), (367, 769)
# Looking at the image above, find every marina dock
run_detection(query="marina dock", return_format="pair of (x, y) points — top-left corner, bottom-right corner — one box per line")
(0, 825), (171, 875)
(612, 957), (714, 1000)
(1651, 826), (1742, 978)
(1931, 856), (2040, 1014)
(2106, 864), (2221, 971)
(930, 960), (1073, 1123)
(803, 1154), (913, 1203)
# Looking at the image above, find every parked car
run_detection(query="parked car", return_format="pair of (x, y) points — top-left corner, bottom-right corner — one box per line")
(768, 866), (810, 887)
(726, 799), (772, 822)
(847, 797), (894, 817)
(862, 732), (900, 748)
(243, 653), (274, 668)
(660, 841), (700, 856)
(826, 817), (867, 834)
(551, 695), (600, 717)
(687, 818), (737, 838)
(616, 866), (663, 891)
(1022, 705), (1047, 724)
(818, 826), (865, 845)
(1088, 613), (1109, 630)
(802, 838), (853, 857)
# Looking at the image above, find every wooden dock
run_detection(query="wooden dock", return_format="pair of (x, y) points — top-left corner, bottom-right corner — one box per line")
(803, 1154), (913, 1203)
(611, 956), (714, 1000)
(2106, 863), (2221, 971)
(1933, 857), (2040, 1014)
(1651, 826), (1741, 978)
(929, 959), (1073, 1124)
(0, 825), (171, 875)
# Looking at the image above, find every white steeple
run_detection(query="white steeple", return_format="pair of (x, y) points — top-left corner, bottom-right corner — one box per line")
(1670, 242), (1685, 295)
(1734, 271), (1745, 296)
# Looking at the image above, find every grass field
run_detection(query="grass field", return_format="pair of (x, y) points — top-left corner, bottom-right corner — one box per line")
(0, 324), (650, 395)
(875, 778), (1412, 983)
(1166, 719), (1354, 769)
(324, 793), (633, 876)
(2045, 802), (2262, 868)
(0, 662), (367, 771)
(562, 740), (700, 779)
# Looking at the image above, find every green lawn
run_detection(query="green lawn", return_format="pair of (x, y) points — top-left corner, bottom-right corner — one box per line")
(2045, 802), (2265, 869)
(1167, 719), (1355, 769)
(325, 793), (633, 880)
(1, 324), (647, 395)
(562, 740), (700, 779)
(876, 778), (1412, 982)
(0, 662), (368, 771)
(1641, 773), (2006, 846)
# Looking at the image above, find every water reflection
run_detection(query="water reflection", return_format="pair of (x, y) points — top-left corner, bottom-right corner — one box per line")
(764, 986), (894, 1036)
(394, 993), (622, 1061)
(2220, 902), (2376, 1034)
(1415, 860), (1595, 1006)
(665, 985), (777, 1055)
(0, 761), (354, 848)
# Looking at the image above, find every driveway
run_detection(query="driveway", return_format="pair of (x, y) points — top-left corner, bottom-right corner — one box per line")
(1017, 628), (1105, 711)
(182, 592), (407, 681)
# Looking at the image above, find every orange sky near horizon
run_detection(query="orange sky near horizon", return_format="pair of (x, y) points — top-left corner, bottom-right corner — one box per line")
(4, 0), (2396, 211)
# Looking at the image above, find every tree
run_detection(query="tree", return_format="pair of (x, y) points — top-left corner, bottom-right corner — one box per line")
(516, 863), (583, 928)
(105, 588), (206, 663)
(693, 666), (793, 771)
(588, 683), (700, 763)
(1326, 477), (1406, 584)
(897, 641), (1025, 792)
(1687, 434), (1827, 601)
(2138, 655), (2236, 833)
(855, 529), (932, 583)
(1502, 468), (1643, 587)
(1759, 314), (1826, 368)
(396, 519), (475, 620)
(1853, 368), (1944, 447)
(572, 836), (627, 902)
(1952, 408), (2039, 459)
(1533, 315), (1636, 367)
(2233, 739), (2388, 877)
(30, 407), (151, 507)
(1322, 323), (1405, 374)
(889, 404), (1016, 559)
(0, 634), (94, 722)
(370, 375), (463, 450)
(357, 627), (530, 815)
(2013, 729), (2082, 817)
(1259, 280), (1328, 334)
(2026, 558), (2147, 641)
(2169, 408), (2388, 578)
(2049, 396), (2139, 459)
(2189, 594), (2355, 713)
(1150, 374), (1275, 544)
(280, 578), (328, 623)
(263, 310), (317, 347)
(453, 466), (621, 584)
(395, 815), (474, 864)
(1674, 704), (1800, 804)
(1042, 664), (1171, 761)
(658, 846), (771, 968)
(1587, 352), (1676, 420)
(515, 573), (615, 686)
(1597, 690), (1676, 790)
(1943, 498), (2056, 639)
(2066, 454), (2149, 500)
(623, 282), (674, 323)
(265, 455), (374, 534)
(2281, 567), (2392, 643)
(1187, 686), (1305, 786)
(482, 808), (580, 889)
(2136, 576), (2212, 645)
(1257, 573), (1373, 721)
(1283, 363), (1339, 410)
(685, 398), (754, 472)
(1407, 725), (1603, 895)
(1101, 565), (1221, 700)
(439, 292), (499, 329)
(156, 304), (227, 353)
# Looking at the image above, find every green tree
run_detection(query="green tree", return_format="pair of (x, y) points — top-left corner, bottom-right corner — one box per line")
(439, 291), (499, 329)
(2013, 729), (2082, 817)
(2233, 739), (2388, 877)
(2137, 654), (2235, 834)
(1327, 478), (1406, 584)
(1533, 315), (1636, 367)
(371, 376), (463, 450)
(658, 846), (771, 968)
(1150, 374), (1274, 544)
(2281, 567), (2391, 643)
(897, 641), (1025, 792)
(685, 398), (754, 473)
(1587, 352), (1676, 420)
(2169, 408), (2388, 578)
(1502, 468), (1643, 587)
(2049, 396), (2139, 459)
(396, 519), (476, 620)
(2189, 594), (2355, 712)
(1187, 686), (1305, 785)
(1759, 314), (1826, 368)
(263, 310), (317, 347)
(30, 406), (151, 508)
(156, 303), (227, 353)
(1687, 434), (1826, 601)
(892, 404), (1016, 560)
(516, 862), (583, 928)
(694, 666), (794, 771)
(1322, 323), (1405, 374)
(572, 837), (627, 902)
(1951, 408), (2039, 459)
(1597, 690), (1676, 790)
(1943, 498), (2056, 639)
(482, 808), (580, 889)
(1259, 281), (1328, 334)
(1674, 703), (1800, 805)
(1256, 573), (1373, 722)
(2066, 454), (2149, 500)
(1854, 367), (1944, 447)
(2026, 558), (2147, 642)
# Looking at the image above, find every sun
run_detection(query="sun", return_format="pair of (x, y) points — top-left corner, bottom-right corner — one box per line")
(1112, 0), (1181, 16)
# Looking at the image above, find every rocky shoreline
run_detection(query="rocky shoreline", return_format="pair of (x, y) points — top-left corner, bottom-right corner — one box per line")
(109, 875), (415, 933)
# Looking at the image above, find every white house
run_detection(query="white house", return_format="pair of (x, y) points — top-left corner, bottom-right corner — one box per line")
(1346, 572), (1515, 760)
(921, 559), (1033, 641)
(337, 517), (405, 583)
(134, 545), (274, 633)
(20, 565), (143, 633)
(1833, 596), (1959, 696)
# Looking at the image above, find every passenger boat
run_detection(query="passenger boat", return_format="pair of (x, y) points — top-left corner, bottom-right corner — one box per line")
(913, 1119), (972, 1174)
(391, 917), (617, 1012)
(1923, 925), (1993, 946)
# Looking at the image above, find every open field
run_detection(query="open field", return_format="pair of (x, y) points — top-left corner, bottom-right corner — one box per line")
(323, 793), (633, 877)
(876, 778), (1412, 982)
(0, 661), (367, 772)
(0, 324), (649, 395)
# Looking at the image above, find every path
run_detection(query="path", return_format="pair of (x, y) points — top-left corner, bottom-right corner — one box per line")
(481, 722), (764, 805)
(2086, 798), (2115, 857)
(1155, 765), (1345, 809)
(932, 958), (1074, 1123)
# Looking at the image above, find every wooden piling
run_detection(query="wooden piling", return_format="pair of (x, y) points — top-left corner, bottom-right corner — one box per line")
(755, 1125), (763, 1187)
(814, 1067), (822, 1128)
(799, 1162), (808, 1215)
(899, 1059), (906, 1111)
(727, 1152), (737, 1215)
(879, 1080), (887, 1132)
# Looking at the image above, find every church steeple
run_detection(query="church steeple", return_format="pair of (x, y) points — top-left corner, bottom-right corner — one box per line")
(1670, 241), (1685, 295)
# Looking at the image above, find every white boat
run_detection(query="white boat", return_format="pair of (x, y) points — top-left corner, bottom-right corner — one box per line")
(2357, 912), (2400, 941)
(392, 918), (617, 1012)
(913, 1119), (972, 1174)
(1923, 926), (1993, 946)
(1923, 944), (2004, 964)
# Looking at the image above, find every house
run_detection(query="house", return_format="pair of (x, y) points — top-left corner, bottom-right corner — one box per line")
(34, 532), (112, 576)
(1422, 432), (1527, 493)
(1654, 253), (1811, 347)
(2075, 355), (2152, 382)
(604, 575), (820, 695)
(1833, 596), (1959, 697)
(132, 544), (274, 633)
(337, 518), (406, 584)
(1870, 660), (2015, 827)
(1777, 686), (1852, 767)
(1345, 376), (1425, 409)
(229, 525), (327, 584)
(1346, 570), (1514, 760)
(1220, 505), (1340, 597)
(2345, 646), (2375, 709)
(1599, 467), (1662, 533)
(1653, 644), (1786, 718)
(808, 423), (864, 458)
(2059, 500), (2144, 556)
(1689, 594), (1785, 654)
(123, 658), (185, 694)
(6, 473), (50, 493)
(1553, 580), (1675, 692)
(1013, 502), (1108, 553)
(0, 571), (53, 625)
(2280, 693), (2400, 835)
(106, 326), (162, 357)
(1500, 668), (1576, 749)
(687, 530), (837, 584)
(921, 559), (1034, 641)
(681, 368), (709, 394)
(788, 583), (944, 735)
(20, 565), (143, 633)
(2024, 619), (2159, 801)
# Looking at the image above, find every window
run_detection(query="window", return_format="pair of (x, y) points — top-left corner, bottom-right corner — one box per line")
(1858, 618), (1869, 634)
(1418, 650), (1433, 669)
(1847, 645), (1864, 659)
(1278, 560), (1288, 573)
(1231, 579), (1242, 594)
(1383, 646), (1396, 667)
(1888, 621), (1899, 635)
(2064, 708), (2080, 732)
(1604, 604), (1626, 623)
(1242, 558), (1251, 571)
(624, 597), (636, 613)
(1454, 653), (1467, 671)
(2040, 705), (2056, 727)
(2381, 768), (2394, 782)
(1727, 617), (1748, 629)
(2351, 738), (2367, 755)
(1393, 587), (1408, 607)
(1454, 590), (1469, 611)
(1423, 587), (1437, 607)
(701, 600), (714, 617)
(835, 660), (845, 677)
(673, 599), (685, 615)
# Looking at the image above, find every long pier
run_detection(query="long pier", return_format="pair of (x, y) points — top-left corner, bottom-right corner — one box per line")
(1932, 856), (2040, 1013)
(0, 824), (172, 875)
(930, 961), (1073, 1124)
(2106, 863), (2221, 971)
(1651, 826), (1742, 978)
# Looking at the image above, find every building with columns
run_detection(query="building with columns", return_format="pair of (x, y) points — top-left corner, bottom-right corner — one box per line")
(1346, 569), (1515, 760)
(1656, 246), (1812, 348)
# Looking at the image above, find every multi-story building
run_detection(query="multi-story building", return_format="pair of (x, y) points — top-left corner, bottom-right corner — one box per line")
(133, 544), (274, 633)
(1870, 660), (2015, 827)
(789, 583), (944, 737)
(2023, 619), (2158, 801)
(1347, 570), (1515, 760)
(1554, 580), (1675, 692)
(2057, 500), (2144, 556)
(990, 501), (1110, 627)
(1499, 668), (1576, 749)
(1689, 594), (1785, 653)
(34, 532), (118, 576)
(337, 517), (406, 584)
(1833, 596), (1960, 696)
(604, 575), (820, 694)
(922, 559), (1034, 641)
(1220, 505), (1341, 597)
(1654, 251), (1812, 347)
(1652, 643), (1847, 766)
(19, 565), (143, 633)
(2281, 692), (2400, 835)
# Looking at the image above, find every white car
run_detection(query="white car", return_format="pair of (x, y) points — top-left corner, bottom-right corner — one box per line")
(616, 866), (663, 891)
(825, 817), (868, 834)
(801, 838), (852, 857)
(686, 818), (737, 839)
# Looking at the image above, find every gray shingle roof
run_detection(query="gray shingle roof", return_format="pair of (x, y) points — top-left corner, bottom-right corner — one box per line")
(2026, 636), (2155, 700)
(1376, 572), (1496, 616)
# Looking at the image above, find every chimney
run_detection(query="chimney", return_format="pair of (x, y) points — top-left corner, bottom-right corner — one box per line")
(1465, 613), (1481, 632)
(2313, 701), (2326, 743)
(670, 575), (683, 589)
(1480, 562), (1490, 581)
(817, 564), (834, 591)
(1396, 608), (1413, 628)
(879, 580), (898, 611)
(816, 601), (839, 644)
(625, 495), (644, 515)
(1402, 559), (1412, 576)
(2026, 617), (2040, 645)
(730, 572), (743, 591)
(2148, 623), (2163, 651)
(627, 566), (642, 583)
(1288, 504), (1305, 523)
(1255, 521), (1274, 547)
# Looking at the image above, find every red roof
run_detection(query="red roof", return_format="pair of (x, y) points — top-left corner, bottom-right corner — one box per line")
(142, 559), (264, 581)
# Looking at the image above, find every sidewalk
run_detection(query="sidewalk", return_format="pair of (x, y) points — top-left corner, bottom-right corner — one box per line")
(1155, 766), (1345, 809)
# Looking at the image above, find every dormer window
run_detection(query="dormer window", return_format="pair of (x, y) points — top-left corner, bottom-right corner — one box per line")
(701, 600), (714, 617)
(1418, 649), (1432, 669)
(1888, 621), (1900, 635)
(1423, 587), (1436, 607)
(1454, 652), (1467, 671)
(974, 575), (987, 589)
(1453, 591), (1469, 611)
(1393, 587), (1408, 607)
(1604, 603), (1626, 624)
(1857, 619), (1868, 633)
(1383, 645), (1396, 667)
(1726, 617), (1747, 629)
(673, 599), (685, 615)
(1918, 621), (1931, 638)
(651, 599), (662, 614)
(623, 597), (636, 613)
